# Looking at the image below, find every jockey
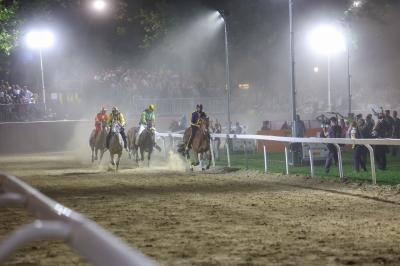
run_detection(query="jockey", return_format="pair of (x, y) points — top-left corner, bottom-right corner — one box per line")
(135, 104), (156, 145)
(186, 104), (207, 152)
(94, 107), (108, 139)
(106, 107), (128, 150)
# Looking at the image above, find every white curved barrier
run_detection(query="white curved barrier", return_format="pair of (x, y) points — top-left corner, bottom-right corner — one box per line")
(0, 173), (158, 266)
(157, 132), (400, 185)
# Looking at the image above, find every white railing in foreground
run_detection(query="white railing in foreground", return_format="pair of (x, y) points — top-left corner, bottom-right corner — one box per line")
(157, 132), (400, 185)
(0, 173), (157, 266)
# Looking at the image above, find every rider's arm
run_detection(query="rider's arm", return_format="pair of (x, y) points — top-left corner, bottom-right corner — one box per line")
(151, 112), (155, 125)
(140, 112), (146, 124)
(191, 112), (198, 125)
(119, 113), (126, 127)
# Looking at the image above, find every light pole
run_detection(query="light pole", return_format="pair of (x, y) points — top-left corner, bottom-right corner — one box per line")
(289, 0), (297, 137)
(26, 30), (55, 112)
(309, 25), (346, 112)
(344, 0), (364, 117)
(218, 11), (231, 134)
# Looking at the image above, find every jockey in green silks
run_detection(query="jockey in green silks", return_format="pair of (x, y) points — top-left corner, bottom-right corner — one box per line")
(135, 104), (156, 145)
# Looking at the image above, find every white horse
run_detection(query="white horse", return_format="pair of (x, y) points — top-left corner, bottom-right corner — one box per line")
(109, 122), (124, 172)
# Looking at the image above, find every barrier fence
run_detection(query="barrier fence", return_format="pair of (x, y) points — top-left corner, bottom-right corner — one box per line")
(0, 173), (157, 266)
(156, 132), (400, 185)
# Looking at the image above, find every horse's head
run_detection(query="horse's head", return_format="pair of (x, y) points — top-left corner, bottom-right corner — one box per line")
(200, 117), (210, 131)
(111, 122), (121, 134)
(146, 120), (154, 131)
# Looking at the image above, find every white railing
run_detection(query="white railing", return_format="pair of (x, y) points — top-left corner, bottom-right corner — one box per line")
(0, 173), (157, 266)
(157, 132), (400, 185)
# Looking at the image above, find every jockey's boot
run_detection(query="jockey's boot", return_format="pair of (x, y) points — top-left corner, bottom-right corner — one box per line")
(123, 139), (128, 151)
(155, 144), (162, 152)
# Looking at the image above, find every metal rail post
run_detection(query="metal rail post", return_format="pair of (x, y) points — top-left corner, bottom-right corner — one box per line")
(226, 137), (231, 167)
(309, 148), (314, 178)
(162, 137), (167, 159)
(365, 144), (376, 185)
(210, 139), (216, 167)
(333, 144), (344, 179)
(244, 141), (248, 169)
(285, 146), (289, 175)
(263, 145), (268, 173)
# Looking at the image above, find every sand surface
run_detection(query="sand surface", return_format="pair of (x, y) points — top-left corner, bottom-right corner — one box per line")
(1, 152), (400, 265)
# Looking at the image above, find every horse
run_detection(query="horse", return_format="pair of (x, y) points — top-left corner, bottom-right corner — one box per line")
(178, 118), (212, 171)
(109, 122), (124, 171)
(89, 121), (108, 163)
(130, 121), (158, 166)
(127, 127), (136, 159)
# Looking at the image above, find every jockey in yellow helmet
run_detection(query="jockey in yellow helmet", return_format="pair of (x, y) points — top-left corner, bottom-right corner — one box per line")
(106, 107), (128, 150)
(136, 104), (156, 145)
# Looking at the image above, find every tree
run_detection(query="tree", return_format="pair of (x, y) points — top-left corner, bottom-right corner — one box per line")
(0, 1), (19, 55)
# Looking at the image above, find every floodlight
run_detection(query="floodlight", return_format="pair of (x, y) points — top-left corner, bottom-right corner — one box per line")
(93, 0), (107, 11)
(26, 30), (55, 50)
(309, 25), (346, 55)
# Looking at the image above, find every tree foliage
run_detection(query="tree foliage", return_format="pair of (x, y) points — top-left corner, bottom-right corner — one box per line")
(0, 0), (19, 55)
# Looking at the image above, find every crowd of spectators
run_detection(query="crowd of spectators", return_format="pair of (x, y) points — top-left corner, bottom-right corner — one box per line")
(0, 81), (37, 105)
(93, 66), (218, 98)
(0, 81), (42, 121)
(322, 110), (400, 172)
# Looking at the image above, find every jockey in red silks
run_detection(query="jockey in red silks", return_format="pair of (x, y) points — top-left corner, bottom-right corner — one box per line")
(95, 107), (108, 138)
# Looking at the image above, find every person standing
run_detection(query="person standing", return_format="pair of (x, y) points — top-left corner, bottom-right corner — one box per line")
(373, 114), (388, 170)
(384, 110), (395, 138)
(323, 117), (342, 174)
(365, 114), (375, 136)
(392, 111), (400, 156)
(296, 115), (306, 137)
(351, 120), (367, 172)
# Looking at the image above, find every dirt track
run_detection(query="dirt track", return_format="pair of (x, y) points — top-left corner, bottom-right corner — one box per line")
(1, 152), (400, 265)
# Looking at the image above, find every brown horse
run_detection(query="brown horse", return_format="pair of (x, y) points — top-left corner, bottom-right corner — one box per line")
(127, 121), (160, 166)
(178, 119), (211, 171)
(89, 121), (108, 163)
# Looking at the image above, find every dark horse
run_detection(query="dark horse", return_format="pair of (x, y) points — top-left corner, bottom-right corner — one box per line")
(130, 121), (159, 166)
(178, 118), (212, 171)
(89, 120), (108, 163)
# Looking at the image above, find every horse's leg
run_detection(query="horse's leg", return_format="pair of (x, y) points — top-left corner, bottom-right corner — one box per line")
(147, 151), (151, 167)
(91, 146), (95, 163)
(116, 153), (121, 172)
(135, 147), (139, 164)
(95, 147), (99, 160)
(198, 153), (205, 171)
(192, 150), (200, 166)
(140, 148), (145, 162)
(206, 150), (212, 170)
(110, 153), (115, 166)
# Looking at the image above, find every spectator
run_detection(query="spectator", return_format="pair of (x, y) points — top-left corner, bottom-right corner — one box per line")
(295, 115), (306, 137)
(350, 120), (367, 172)
(392, 110), (400, 156)
(323, 117), (342, 174)
(372, 114), (388, 171)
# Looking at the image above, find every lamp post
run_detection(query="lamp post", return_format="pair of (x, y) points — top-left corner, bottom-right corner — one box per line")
(218, 11), (231, 134)
(26, 30), (55, 112)
(289, 0), (297, 137)
(344, 0), (364, 117)
(309, 25), (346, 112)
